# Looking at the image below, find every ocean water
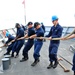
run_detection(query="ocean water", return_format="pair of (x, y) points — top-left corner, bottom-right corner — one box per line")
(45, 26), (75, 36)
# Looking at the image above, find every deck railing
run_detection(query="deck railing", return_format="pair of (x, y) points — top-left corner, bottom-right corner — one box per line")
(0, 26), (75, 41)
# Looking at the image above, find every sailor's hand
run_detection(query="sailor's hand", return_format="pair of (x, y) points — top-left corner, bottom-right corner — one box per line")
(39, 37), (44, 39)
(47, 37), (52, 40)
(29, 36), (33, 39)
(4, 44), (8, 46)
(11, 40), (15, 43)
(61, 37), (67, 40)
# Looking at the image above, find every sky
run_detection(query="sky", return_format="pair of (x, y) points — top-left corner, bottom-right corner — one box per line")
(0, 0), (75, 30)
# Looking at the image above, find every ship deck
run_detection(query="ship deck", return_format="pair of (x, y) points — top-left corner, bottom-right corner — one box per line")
(0, 39), (74, 75)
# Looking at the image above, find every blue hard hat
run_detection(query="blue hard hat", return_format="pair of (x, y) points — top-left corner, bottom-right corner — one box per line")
(6, 32), (10, 37)
(51, 15), (58, 21)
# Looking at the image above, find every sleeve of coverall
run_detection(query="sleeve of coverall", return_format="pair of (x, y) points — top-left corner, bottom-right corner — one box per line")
(15, 29), (23, 40)
(5, 38), (11, 44)
(32, 29), (36, 34)
(45, 28), (52, 37)
(52, 27), (63, 38)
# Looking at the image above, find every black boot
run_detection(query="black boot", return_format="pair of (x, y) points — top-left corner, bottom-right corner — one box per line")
(20, 57), (29, 62)
(53, 60), (59, 68)
(4, 52), (10, 55)
(31, 59), (40, 66)
(11, 52), (14, 57)
(47, 61), (53, 69)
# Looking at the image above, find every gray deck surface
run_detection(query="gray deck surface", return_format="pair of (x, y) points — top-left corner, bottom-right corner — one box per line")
(0, 40), (74, 75)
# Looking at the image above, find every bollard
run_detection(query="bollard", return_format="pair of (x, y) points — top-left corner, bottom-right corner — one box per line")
(2, 58), (9, 70)
(4, 55), (11, 65)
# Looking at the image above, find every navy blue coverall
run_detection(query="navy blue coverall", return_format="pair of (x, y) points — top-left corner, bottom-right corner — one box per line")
(12, 28), (24, 55)
(72, 53), (75, 72)
(22, 27), (35, 58)
(34, 27), (44, 60)
(46, 24), (63, 62)
(5, 35), (15, 54)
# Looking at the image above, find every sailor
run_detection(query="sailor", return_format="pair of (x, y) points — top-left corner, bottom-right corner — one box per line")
(20, 22), (35, 62)
(46, 15), (63, 69)
(41, 22), (45, 33)
(2, 29), (6, 37)
(11, 23), (24, 57)
(61, 33), (75, 75)
(41, 22), (46, 42)
(4, 31), (15, 55)
(29, 22), (44, 66)
(21, 24), (27, 31)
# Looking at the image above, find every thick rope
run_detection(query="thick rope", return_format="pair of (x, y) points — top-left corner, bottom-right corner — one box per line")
(0, 29), (75, 48)
(36, 29), (75, 40)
